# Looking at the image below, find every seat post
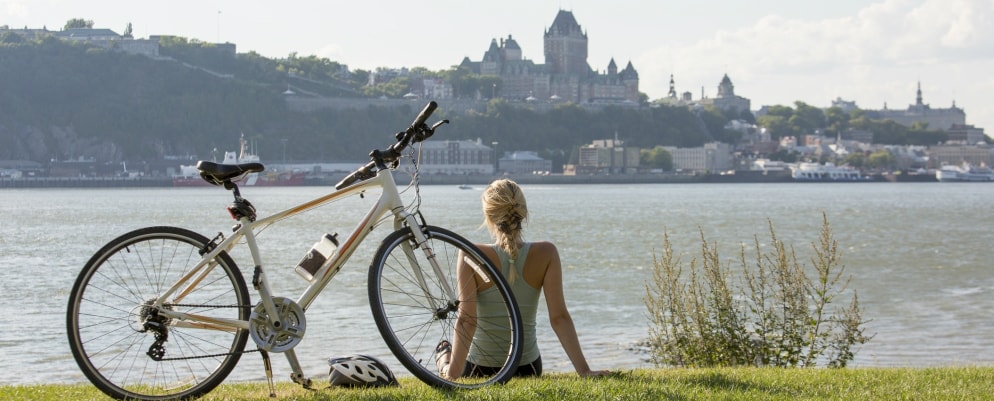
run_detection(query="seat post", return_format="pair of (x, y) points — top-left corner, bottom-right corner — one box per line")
(225, 181), (242, 198)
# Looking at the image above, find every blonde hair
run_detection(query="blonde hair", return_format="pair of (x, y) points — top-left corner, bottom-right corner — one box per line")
(482, 179), (527, 281)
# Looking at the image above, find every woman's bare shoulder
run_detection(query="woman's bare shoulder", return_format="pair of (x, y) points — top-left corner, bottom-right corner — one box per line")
(528, 241), (559, 257)
(472, 243), (498, 260)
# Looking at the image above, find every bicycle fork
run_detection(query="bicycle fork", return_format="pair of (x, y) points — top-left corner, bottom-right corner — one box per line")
(398, 212), (459, 318)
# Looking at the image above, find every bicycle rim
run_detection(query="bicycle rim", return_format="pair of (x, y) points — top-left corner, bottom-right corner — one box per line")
(66, 226), (250, 400)
(369, 225), (523, 389)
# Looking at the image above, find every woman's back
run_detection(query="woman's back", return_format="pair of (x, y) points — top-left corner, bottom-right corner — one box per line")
(469, 243), (543, 366)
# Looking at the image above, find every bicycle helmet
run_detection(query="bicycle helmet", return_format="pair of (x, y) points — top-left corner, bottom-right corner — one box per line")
(327, 354), (399, 387)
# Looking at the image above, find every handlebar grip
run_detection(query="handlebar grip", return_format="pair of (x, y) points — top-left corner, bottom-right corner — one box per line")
(410, 101), (437, 129)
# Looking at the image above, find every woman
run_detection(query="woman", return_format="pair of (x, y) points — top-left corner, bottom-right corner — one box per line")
(437, 179), (609, 379)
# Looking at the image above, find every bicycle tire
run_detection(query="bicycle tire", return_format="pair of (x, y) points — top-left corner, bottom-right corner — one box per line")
(368, 225), (523, 389)
(66, 226), (250, 401)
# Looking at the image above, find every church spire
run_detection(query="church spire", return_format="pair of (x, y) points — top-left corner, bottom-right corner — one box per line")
(916, 81), (923, 106)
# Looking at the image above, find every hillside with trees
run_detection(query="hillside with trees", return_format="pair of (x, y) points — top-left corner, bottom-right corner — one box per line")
(0, 30), (950, 175)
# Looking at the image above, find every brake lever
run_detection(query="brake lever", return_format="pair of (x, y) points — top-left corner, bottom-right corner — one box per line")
(415, 119), (449, 142)
(431, 120), (449, 130)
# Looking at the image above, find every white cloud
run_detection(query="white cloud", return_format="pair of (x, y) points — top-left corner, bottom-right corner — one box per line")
(312, 43), (346, 63)
(636, 0), (994, 132)
(2, 0), (30, 19)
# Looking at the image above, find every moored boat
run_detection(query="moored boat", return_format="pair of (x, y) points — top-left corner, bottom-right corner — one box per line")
(790, 162), (866, 181)
(172, 135), (306, 187)
(935, 163), (994, 182)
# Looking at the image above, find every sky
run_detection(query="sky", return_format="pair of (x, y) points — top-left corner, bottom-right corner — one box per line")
(4, 0), (994, 135)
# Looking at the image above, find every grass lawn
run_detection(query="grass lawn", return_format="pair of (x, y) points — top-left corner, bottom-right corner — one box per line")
(4, 367), (992, 400)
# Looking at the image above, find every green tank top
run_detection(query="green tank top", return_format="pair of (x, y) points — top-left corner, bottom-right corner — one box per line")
(467, 243), (541, 367)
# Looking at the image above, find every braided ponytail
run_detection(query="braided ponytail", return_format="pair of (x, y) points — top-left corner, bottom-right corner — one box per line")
(481, 179), (528, 282)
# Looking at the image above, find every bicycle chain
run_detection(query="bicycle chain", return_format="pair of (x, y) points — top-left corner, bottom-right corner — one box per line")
(164, 303), (254, 309)
(150, 303), (257, 362)
(156, 348), (259, 361)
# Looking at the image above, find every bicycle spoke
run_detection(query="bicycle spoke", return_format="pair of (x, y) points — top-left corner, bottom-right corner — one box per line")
(68, 227), (249, 400)
(369, 226), (522, 389)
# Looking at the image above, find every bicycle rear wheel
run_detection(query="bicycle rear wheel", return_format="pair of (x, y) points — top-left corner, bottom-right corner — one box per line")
(369, 225), (523, 389)
(66, 226), (250, 401)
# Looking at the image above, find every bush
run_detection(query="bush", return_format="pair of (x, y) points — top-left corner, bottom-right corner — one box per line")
(644, 214), (872, 368)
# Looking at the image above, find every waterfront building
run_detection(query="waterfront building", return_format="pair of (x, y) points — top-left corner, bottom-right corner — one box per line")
(499, 151), (552, 175)
(567, 139), (640, 175)
(0, 160), (43, 178)
(414, 139), (494, 175)
(458, 10), (639, 104)
(664, 142), (734, 173)
(927, 144), (993, 169)
(750, 158), (788, 173)
(945, 124), (987, 145)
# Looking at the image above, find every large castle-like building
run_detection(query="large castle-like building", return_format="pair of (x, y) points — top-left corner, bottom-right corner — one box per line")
(864, 82), (966, 131)
(459, 10), (639, 104)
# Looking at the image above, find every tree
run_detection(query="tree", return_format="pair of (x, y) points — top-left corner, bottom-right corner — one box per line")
(842, 152), (865, 168)
(824, 106), (850, 137)
(865, 150), (895, 170)
(123, 23), (133, 38)
(699, 106), (739, 143)
(641, 146), (673, 171)
(736, 108), (757, 124)
(756, 104), (796, 140)
(764, 104), (794, 119)
(63, 18), (94, 30)
(790, 101), (826, 136)
(0, 31), (24, 44)
(756, 114), (792, 140)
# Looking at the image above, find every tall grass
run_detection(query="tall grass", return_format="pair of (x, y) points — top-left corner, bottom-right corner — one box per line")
(644, 214), (872, 368)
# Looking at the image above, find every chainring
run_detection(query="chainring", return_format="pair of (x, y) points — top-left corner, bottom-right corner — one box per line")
(249, 296), (306, 352)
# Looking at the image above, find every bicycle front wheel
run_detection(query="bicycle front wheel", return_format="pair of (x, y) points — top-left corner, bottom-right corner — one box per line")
(369, 225), (523, 389)
(66, 226), (250, 401)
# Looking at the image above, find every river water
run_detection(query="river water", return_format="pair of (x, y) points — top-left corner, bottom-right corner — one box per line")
(1, 182), (992, 385)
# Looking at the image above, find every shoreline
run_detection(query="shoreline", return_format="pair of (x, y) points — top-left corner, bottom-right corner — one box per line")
(0, 171), (941, 188)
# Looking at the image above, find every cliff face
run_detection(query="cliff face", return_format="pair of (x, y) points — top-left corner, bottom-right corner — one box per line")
(0, 37), (291, 165)
(0, 124), (122, 162)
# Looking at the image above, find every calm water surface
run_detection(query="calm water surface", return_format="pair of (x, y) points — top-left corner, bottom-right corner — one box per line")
(1, 183), (992, 385)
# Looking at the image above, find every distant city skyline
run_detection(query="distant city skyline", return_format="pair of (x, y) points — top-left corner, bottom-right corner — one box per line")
(3, 0), (992, 135)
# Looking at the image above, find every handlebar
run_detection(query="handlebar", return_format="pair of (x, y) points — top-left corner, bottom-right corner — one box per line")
(334, 101), (447, 189)
(411, 101), (437, 133)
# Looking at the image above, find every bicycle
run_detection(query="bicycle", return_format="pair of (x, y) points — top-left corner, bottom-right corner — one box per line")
(66, 101), (524, 400)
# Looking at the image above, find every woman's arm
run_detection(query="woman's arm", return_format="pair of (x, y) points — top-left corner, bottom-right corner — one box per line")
(445, 250), (479, 379)
(541, 243), (609, 377)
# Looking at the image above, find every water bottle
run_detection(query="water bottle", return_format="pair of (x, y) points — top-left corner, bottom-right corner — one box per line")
(295, 233), (338, 281)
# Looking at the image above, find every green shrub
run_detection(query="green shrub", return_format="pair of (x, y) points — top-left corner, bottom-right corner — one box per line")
(644, 214), (872, 368)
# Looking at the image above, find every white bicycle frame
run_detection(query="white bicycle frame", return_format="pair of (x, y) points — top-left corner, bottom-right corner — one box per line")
(147, 164), (449, 383)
